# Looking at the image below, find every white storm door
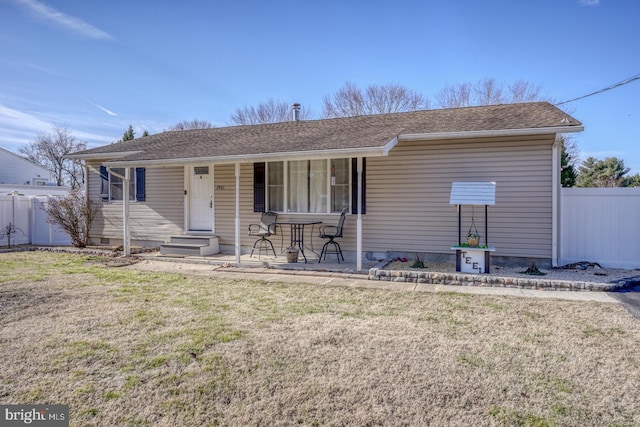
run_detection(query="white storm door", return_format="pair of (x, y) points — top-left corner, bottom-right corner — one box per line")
(189, 165), (213, 231)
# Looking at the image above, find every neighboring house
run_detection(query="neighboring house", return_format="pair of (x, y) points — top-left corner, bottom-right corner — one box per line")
(0, 146), (54, 186)
(69, 102), (582, 270)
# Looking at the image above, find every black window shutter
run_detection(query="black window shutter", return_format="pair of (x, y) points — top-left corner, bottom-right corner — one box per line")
(99, 166), (109, 201)
(254, 162), (265, 213)
(351, 158), (366, 214)
(135, 168), (146, 201)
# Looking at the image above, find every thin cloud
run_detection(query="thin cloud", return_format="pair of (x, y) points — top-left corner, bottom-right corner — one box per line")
(0, 59), (64, 76)
(579, 0), (600, 6)
(90, 102), (118, 117)
(0, 103), (117, 152)
(12, 0), (115, 41)
(0, 103), (51, 133)
(0, 103), (52, 151)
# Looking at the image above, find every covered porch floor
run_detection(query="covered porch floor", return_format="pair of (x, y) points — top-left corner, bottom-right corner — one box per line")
(135, 250), (380, 277)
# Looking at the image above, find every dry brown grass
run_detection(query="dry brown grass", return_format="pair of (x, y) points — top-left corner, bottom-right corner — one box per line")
(1, 252), (639, 426)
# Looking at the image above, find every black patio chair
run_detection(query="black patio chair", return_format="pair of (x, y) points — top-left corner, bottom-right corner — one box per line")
(318, 208), (347, 263)
(248, 211), (278, 258)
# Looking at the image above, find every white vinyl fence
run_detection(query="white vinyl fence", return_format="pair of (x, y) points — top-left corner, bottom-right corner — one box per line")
(560, 188), (640, 269)
(0, 195), (71, 247)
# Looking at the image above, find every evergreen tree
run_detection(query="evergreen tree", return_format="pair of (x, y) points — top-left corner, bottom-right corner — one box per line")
(577, 157), (630, 187)
(121, 125), (135, 141)
(560, 137), (579, 187)
(623, 173), (640, 187)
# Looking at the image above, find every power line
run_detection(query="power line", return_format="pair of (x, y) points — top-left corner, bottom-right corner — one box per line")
(555, 73), (640, 105)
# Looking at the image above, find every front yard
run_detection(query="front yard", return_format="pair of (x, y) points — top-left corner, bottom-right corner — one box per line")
(1, 252), (639, 426)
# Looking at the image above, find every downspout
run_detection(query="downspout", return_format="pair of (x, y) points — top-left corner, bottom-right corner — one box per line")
(235, 163), (241, 265)
(123, 167), (131, 257)
(356, 157), (363, 272)
(552, 134), (561, 267)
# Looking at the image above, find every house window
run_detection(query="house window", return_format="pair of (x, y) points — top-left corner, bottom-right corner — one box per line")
(99, 166), (145, 202)
(110, 168), (136, 201)
(267, 161), (284, 212)
(331, 158), (350, 212)
(266, 159), (350, 213)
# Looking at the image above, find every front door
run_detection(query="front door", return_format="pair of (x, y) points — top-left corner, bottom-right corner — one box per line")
(189, 165), (213, 231)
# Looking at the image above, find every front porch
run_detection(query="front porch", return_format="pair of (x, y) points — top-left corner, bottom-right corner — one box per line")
(138, 249), (379, 276)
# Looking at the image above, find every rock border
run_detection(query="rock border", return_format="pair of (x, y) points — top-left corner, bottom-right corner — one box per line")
(369, 260), (640, 292)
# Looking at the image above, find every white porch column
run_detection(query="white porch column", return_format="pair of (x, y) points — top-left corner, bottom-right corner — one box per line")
(552, 134), (561, 267)
(356, 157), (363, 272)
(235, 163), (241, 265)
(123, 167), (131, 257)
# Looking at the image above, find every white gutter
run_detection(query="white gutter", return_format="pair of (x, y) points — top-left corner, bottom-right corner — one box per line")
(399, 126), (584, 142)
(66, 151), (141, 160)
(99, 145), (394, 168)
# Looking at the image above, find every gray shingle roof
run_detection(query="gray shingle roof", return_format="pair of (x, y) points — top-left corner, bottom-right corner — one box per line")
(72, 102), (581, 164)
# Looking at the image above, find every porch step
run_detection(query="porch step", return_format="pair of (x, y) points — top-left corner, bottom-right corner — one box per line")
(160, 235), (219, 256)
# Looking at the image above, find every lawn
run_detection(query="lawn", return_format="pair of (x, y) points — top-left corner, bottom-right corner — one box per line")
(1, 252), (639, 426)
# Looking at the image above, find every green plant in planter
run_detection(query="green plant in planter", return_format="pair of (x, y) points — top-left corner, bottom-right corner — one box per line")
(466, 232), (480, 247)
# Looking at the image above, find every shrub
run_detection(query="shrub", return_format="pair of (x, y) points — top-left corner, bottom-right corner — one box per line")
(43, 190), (100, 248)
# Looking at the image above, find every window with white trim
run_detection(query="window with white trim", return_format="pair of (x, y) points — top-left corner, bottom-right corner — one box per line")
(266, 159), (350, 213)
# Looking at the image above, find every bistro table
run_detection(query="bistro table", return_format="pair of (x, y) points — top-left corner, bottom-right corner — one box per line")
(274, 220), (322, 263)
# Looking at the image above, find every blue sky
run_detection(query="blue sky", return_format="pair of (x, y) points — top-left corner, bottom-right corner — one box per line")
(1, 0), (639, 173)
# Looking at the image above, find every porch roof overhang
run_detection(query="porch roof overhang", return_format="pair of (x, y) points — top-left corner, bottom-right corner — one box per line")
(66, 151), (141, 160)
(93, 139), (398, 168)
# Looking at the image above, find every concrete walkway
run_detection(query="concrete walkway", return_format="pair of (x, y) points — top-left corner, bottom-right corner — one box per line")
(132, 253), (620, 304)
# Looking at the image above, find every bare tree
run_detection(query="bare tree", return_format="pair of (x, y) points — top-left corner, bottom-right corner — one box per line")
(19, 125), (86, 188)
(166, 119), (215, 131)
(322, 81), (430, 118)
(43, 189), (99, 248)
(434, 82), (472, 108)
(0, 222), (25, 249)
(229, 99), (312, 125)
(508, 80), (544, 103)
(435, 78), (547, 108)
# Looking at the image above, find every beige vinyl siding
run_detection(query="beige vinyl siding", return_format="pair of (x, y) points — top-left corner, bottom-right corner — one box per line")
(214, 163), (276, 251)
(86, 132), (555, 260)
(213, 164), (248, 248)
(212, 163), (353, 253)
(363, 135), (554, 259)
(87, 161), (184, 243)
